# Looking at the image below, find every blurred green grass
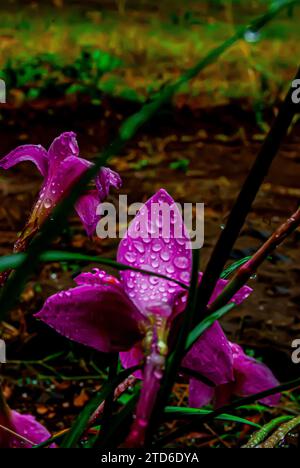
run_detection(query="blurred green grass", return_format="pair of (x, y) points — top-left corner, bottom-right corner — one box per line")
(0, 1), (299, 107)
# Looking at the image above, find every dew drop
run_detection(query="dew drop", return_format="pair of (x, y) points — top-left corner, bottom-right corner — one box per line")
(166, 265), (175, 274)
(125, 252), (137, 264)
(150, 277), (159, 286)
(176, 238), (186, 246)
(160, 251), (170, 262)
(151, 259), (160, 269)
(152, 242), (162, 253)
(174, 256), (189, 269)
(133, 241), (145, 254)
(44, 198), (52, 209)
(180, 271), (191, 283)
(244, 29), (261, 43)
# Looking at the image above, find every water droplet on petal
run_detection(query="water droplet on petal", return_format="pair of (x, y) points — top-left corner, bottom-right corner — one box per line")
(125, 252), (137, 264)
(174, 256), (189, 270)
(166, 265), (175, 274)
(152, 242), (162, 253)
(180, 271), (190, 283)
(151, 259), (160, 269)
(160, 251), (170, 262)
(150, 277), (159, 286)
(176, 238), (186, 246)
(133, 241), (145, 254)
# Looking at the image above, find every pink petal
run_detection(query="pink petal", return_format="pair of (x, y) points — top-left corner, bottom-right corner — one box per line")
(230, 342), (281, 406)
(41, 156), (92, 211)
(75, 168), (122, 236)
(74, 268), (121, 287)
(47, 131), (79, 171)
(117, 189), (192, 318)
(0, 144), (48, 176)
(198, 273), (253, 306)
(183, 322), (234, 389)
(188, 378), (215, 408)
(96, 167), (122, 202)
(35, 282), (146, 353)
(120, 343), (144, 379)
(75, 191), (100, 237)
(10, 411), (53, 448)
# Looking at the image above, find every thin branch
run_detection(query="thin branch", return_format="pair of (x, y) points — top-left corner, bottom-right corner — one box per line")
(209, 206), (300, 312)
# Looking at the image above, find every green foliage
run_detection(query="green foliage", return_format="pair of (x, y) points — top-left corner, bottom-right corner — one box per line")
(1, 49), (123, 102)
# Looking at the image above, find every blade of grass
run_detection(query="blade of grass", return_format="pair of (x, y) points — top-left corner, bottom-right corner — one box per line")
(164, 407), (261, 430)
(185, 303), (236, 352)
(221, 257), (252, 279)
(157, 377), (300, 446)
(243, 416), (293, 448)
(0, 251), (187, 290)
(61, 365), (139, 448)
(256, 415), (300, 448)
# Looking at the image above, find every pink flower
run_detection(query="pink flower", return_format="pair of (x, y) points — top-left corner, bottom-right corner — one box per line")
(35, 189), (279, 444)
(188, 342), (281, 408)
(0, 132), (121, 249)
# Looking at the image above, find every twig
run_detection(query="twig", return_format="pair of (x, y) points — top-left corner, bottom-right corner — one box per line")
(209, 206), (300, 312)
(88, 375), (137, 429)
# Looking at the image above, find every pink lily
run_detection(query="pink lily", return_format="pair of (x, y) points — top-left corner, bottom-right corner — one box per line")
(0, 132), (122, 252)
(35, 189), (279, 447)
(192, 342), (281, 409)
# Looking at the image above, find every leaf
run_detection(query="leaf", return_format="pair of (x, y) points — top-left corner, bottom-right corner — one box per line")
(164, 407), (262, 429)
(221, 257), (252, 279)
(185, 303), (236, 352)
(0, 251), (188, 290)
(243, 416), (293, 448)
